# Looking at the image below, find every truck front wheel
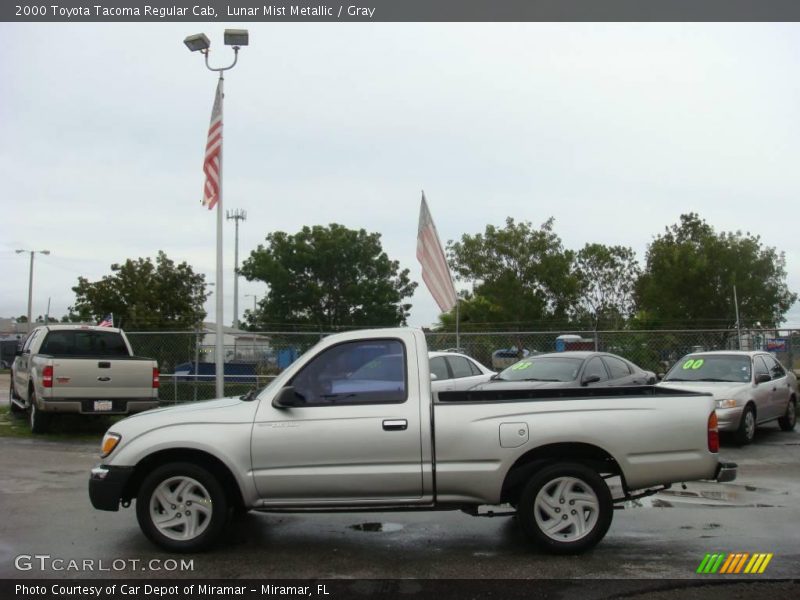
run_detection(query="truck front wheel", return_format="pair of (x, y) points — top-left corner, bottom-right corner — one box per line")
(517, 462), (613, 554)
(136, 462), (228, 552)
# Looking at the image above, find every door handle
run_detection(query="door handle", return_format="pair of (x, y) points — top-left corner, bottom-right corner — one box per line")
(97, 377), (111, 382)
(382, 419), (407, 431)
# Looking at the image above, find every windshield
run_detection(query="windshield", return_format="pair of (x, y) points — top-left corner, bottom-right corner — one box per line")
(663, 355), (751, 383)
(497, 357), (583, 382)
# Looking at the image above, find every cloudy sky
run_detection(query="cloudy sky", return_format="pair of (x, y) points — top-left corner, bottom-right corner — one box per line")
(1, 22), (798, 330)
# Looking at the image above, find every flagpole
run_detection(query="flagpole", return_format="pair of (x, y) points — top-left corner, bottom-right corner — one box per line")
(215, 71), (225, 398)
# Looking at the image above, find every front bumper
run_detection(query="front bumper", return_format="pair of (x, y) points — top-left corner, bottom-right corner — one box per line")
(89, 465), (135, 511)
(715, 406), (745, 432)
(714, 461), (738, 483)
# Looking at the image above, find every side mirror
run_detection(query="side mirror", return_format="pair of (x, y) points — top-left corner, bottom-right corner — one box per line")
(430, 373), (438, 381)
(755, 373), (771, 384)
(15, 349), (22, 357)
(656, 373), (665, 381)
(272, 386), (305, 408)
(581, 374), (601, 386)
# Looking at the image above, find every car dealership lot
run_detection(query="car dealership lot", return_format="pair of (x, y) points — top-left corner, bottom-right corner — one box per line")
(1, 414), (799, 583)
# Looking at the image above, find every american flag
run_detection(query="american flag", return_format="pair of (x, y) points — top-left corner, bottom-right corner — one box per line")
(416, 192), (457, 313)
(98, 314), (114, 328)
(202, 78), (223, 210)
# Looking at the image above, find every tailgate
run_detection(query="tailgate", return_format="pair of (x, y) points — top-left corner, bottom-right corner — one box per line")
(48, 358), (156, 399)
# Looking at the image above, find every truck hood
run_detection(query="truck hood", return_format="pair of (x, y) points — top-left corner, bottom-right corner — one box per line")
(110, 397), (258, 435)
(656, 381), (747, 399)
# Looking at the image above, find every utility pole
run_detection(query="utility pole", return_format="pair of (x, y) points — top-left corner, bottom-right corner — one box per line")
(227, 209), (247, 329)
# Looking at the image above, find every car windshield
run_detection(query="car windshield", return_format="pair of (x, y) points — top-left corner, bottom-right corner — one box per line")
(497, 357), (583, 382)
(663, 355), (751, 383)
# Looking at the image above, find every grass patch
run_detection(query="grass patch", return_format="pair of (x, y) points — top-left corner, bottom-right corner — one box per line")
(0, 404), (115, 442)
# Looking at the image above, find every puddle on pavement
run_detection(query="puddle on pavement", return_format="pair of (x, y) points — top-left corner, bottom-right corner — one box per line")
(349, 522), (404, 533)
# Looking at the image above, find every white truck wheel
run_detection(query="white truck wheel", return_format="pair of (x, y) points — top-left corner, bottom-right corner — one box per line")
(136, 462), (228, 552)
(517, 461), (613, 554)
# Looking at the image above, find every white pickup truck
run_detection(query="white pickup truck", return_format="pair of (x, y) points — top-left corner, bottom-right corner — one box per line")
(89, 328), (736, 554)
(10, 325), (159, 433)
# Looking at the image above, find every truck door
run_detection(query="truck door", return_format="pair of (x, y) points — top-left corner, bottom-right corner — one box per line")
(251, 336), (425, 503)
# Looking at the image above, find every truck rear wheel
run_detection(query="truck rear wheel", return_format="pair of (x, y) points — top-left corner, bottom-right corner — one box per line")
(517, 462), (613, 554)
(29, 391), (50, 434)
(136, 462), (228, 552)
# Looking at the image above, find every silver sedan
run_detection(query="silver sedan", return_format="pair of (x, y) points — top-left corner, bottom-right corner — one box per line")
(658, 351), (798, 444)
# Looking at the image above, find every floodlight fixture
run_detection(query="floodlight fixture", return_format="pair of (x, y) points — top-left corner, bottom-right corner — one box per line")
(184, 33), (211, 52)
(224, 29), (249, 47)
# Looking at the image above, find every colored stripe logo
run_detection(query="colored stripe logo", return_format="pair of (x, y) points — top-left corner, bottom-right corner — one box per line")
(697, 553), (773, 574)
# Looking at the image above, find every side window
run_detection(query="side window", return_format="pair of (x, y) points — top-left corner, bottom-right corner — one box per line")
(763, 355), (786, 380)
(753, 356), (770, 381)
(429, 356), (450, 381)
(604, 356), (632, 380)
(447, 356), (474, 379)
(583, 358), (609, 382)
(290, 339), (407, 406)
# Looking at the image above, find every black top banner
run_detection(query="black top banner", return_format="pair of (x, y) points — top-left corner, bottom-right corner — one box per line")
(4, 0), (800, 22)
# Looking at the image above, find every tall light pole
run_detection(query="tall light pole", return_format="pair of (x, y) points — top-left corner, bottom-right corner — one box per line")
(16, 249), (50, 329)
(227, 208), (247, 329)
(185, 28), (248, 399)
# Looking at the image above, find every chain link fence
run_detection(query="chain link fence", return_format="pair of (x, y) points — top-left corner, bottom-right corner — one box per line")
(125, 328), (800, 404)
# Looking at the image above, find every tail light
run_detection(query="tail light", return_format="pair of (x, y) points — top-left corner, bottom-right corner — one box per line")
(152, 367), (160, 389)
(42, 365), (53, 388)
(708, 411), (719, 453)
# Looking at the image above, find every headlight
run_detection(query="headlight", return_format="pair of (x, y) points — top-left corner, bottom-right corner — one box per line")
(100, 432), (122, 458)
(716, 399), (737, 409)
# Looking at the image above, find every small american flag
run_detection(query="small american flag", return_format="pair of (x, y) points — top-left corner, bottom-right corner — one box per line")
(98, 314), (114, 328)
(417, 192), (457, 313)
(202, 78), (223, 210)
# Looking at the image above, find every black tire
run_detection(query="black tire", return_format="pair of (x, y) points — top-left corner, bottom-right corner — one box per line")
(778, 398), (797, 432)
(734, 405), (756, 445)
(517, 462), (613, 554)
(29, 390), (49, 434)
(9, 380), (24, 414)
(136, 462), (228, 552)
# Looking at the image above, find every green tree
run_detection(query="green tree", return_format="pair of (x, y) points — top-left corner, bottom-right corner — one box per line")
(239, 224), (417, 330)
(445, 217), (581, 329)
(635, 213), (797, 329)
(574, 243), (641, 330)
(71, 251), (209, 331)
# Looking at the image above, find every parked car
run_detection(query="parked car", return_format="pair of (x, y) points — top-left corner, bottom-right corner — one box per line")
(90, 327), (734, 555)
(9, 325), (160, 433)
(657, 351), (797, 444)
(428, 351), (495, 392)
(472, 351), (657, 391)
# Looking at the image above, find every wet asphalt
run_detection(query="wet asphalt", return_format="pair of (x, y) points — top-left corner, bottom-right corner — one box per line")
(0, 405), (799, 589)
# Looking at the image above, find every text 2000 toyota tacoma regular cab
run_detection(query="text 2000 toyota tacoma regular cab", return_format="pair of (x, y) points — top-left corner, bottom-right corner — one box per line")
(90, 328), (736, 554)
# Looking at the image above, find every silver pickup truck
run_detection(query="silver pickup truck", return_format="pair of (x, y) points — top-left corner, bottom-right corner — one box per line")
(10, 325), (159, 433)
(89, 328), (736, 554)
